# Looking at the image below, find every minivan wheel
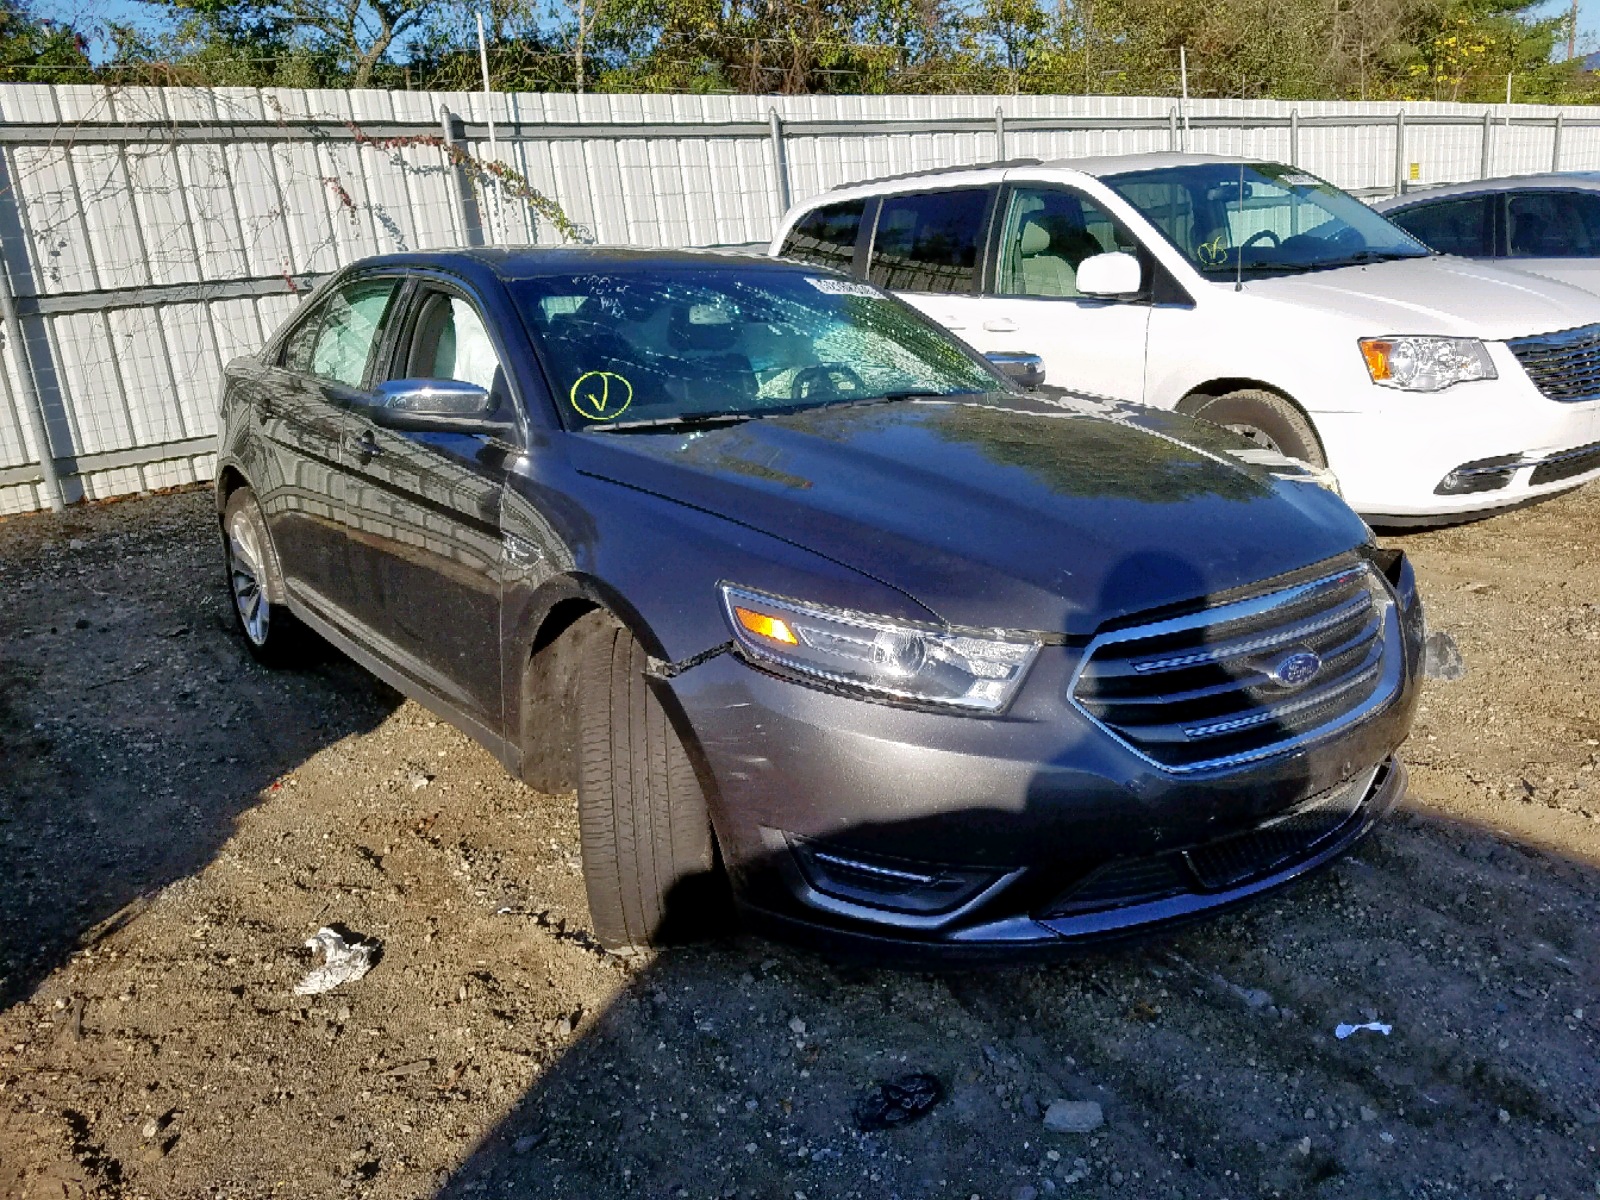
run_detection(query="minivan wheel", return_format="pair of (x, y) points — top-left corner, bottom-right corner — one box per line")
(222, 487), (303, 666)
(574, 618), (720, 953)
(1180, 389), (1327, 467)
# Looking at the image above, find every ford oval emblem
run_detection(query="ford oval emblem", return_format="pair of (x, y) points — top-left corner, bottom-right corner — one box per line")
(1268, 650), (1322, 688)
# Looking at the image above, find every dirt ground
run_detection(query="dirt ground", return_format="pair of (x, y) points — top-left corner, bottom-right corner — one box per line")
(1, 484), (1597, 1200)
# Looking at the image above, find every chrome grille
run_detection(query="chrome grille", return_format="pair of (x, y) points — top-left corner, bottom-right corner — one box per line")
(1070, 564), (1399, 773)
(1507, 323), (1600, 402)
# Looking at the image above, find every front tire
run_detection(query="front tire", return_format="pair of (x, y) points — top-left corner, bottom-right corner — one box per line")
(1180, 388), (1326, 467)
(574, 618), (720, 953)
(222, 487), (305, 667)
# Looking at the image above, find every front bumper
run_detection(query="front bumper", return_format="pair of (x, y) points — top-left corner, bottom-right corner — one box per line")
(741, 759), (1406, 963)
(1317, 345), (1600, 521)
(665, 576), (1422, 960)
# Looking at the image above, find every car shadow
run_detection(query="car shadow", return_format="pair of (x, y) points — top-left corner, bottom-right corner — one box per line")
(0, 492), (402, 1010)
(427, 796), (1600, 1200)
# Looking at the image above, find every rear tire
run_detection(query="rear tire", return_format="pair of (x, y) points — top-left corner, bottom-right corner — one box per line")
(222, 487), (306, 667)
(1180, 389), (1326, 467)
(574, 618), (720, 953)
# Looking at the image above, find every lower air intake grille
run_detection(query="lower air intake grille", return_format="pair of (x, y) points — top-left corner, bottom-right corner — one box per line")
(1070, 563), (1399, 773)
(1040, 768), (1377, 917)
(1530, 441), (1600, 487)
(1507, 322), (1600, 403)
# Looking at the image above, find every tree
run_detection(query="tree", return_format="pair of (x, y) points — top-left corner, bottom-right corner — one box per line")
(0, 1), (94, 83)
(141, 0), (442, 87)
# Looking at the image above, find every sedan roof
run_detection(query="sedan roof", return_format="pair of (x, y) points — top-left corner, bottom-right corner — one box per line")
(1372, 172), (1600, 210)
(359, 245), (804, 281)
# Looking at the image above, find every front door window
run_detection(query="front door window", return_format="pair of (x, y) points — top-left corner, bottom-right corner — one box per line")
(996, 187), (1138, 298)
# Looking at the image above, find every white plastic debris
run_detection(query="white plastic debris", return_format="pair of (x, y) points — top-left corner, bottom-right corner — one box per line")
(1335, 1021), (1392, 1039)
(293, 927), (377, 996)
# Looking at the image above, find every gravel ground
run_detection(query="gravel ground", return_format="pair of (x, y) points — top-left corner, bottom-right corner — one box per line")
(1, 485), (1597, 1200)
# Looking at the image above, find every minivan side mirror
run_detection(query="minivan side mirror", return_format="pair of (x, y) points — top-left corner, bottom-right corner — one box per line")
(1076, 252), (1142, 299)
(369, 378), (514, 435)
(985, 352), (1046, 390)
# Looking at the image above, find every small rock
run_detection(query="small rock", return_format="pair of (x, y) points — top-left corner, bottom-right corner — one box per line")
(555, 1016), (573, 1038)
(1042, 1099), (1104, 1134)
(1241, 988), (1272, 1010)
(1423, 631), (1466, 681)
(512, 1132), (545, 1154)
(1295, 1136), (1312, 1157)
(1498, 1108), (1511, 1124)
(1013, 1187), (1039, 1200)
(141, 1117), (160, 1140)
(68, 538), (85, 550)
(788, 1016), (806, 1035)
(1378, 1131), (1396, 1145)
(1360, 1105), (1378, 1123)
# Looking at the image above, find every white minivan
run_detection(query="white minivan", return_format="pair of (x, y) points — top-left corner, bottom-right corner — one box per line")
(769, 153), (1600, 523)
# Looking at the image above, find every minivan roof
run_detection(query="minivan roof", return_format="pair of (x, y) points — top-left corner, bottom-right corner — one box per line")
(1038, 151), (1257, 178)
(824, 151), (1273, 196)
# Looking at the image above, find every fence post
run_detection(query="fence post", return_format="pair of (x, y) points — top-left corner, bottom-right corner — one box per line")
(1289, 109), (1299, 167)
(1480, 109), (1493, 178)
(1393, 109), (1406, 195)
(440, 106), (485, 248)
(994, 105), (1006, 160)
(768, 108), (791, 214)
(1552, 111), (1565, 172)
(1168, 107), (1179, 152)
(0, 235), (63, 513)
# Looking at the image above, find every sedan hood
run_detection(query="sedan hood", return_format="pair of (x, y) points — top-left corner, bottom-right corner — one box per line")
(1244, 254), (1600, 339)
(568, 395), (1369, 635)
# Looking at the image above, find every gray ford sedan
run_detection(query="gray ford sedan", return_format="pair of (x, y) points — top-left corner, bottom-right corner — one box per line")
(215, 248), (1423, 960)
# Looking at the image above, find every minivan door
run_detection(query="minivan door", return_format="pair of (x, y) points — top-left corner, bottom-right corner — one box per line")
(972, 183), (1152, 402)
(866, 187), (998, 346)
(341, 282), (514, 733)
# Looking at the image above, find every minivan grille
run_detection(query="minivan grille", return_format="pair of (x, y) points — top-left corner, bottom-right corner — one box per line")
(1070, 564), (1397, 773)
(1507, 323), (1600, 403)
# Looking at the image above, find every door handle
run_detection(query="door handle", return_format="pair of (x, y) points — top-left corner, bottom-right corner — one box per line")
(982, 318), (1019, 333)
(941, 316), (967, 330)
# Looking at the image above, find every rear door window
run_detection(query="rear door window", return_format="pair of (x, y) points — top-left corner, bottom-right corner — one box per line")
(868, 188), (992, 294)
(308, 279), (401, 388)
(1503, 190), (1600, 258)
(780, 200), (865, 273)
(1387, 197), (1493, 256)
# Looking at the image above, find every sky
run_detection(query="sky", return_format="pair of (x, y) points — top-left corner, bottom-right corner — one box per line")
(29, 0), (1600, 71)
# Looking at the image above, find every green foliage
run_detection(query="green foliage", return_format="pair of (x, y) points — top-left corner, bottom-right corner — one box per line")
(55, 0), (1596, 101)
(0, 1), (94, 83)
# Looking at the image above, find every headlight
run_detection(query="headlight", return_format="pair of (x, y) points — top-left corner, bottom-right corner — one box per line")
(719, 584), (1041, 712)
(1359, 336), (1496, 392)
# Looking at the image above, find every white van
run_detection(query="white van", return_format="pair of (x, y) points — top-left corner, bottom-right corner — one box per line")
(769, 153), (1600, 523)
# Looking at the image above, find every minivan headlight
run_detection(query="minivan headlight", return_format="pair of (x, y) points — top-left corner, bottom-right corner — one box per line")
(1359, 336), (1496, 392)
(719, 584), (1041, 712)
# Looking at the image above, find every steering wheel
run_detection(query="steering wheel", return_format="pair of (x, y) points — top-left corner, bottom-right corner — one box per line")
(1241, 229), (1281, 252)
(791, 364), (866, 403)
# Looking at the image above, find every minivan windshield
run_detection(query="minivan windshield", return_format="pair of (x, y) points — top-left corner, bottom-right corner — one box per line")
(512, 268), (1001, 430)
(1105, 162), (1431, 278)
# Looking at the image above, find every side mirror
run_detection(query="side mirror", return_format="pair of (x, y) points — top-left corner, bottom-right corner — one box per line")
(985, 352), (1046, 390)
(1076, 252), (1142, 299)
(369, 379), (512, 435)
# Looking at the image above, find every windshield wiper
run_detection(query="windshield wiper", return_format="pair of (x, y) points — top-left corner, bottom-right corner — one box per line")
(582, 412), (755, 433)
(1308, 250), (1427, 270)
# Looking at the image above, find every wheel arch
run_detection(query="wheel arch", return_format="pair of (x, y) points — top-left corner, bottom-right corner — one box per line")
(1174, 380), (1328, 462)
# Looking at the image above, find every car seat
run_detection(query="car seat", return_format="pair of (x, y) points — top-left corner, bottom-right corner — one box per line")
(1016, 218), (1075, 295)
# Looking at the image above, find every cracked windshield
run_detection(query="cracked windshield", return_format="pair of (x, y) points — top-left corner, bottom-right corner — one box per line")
(512, 269), (1000, 429)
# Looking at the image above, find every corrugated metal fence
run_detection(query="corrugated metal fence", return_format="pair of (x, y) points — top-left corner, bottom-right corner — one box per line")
(3, 84), (1600, 516)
